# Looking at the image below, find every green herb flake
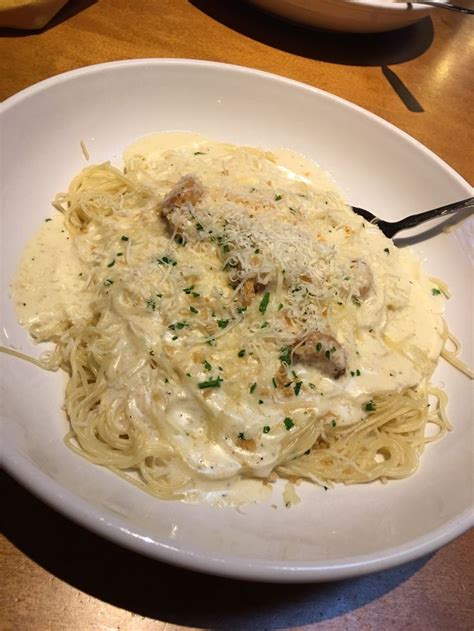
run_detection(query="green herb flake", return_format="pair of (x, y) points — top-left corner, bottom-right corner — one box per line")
(250, 382), (257, 394)
(168, 321), (188, 330)
(432, 288), (441, 296)
(198, 376), (223, 389)
(364, 400), (376, 412)
(146, 299), (156, 311)
(194, 151), (205, 155)
(294, 381), (302, 396)
(121, 235), (129, 241)
(384, 248), (390, 254)
(278, 303), (283, 311)
(237, 306), (247, 314)
(263, 426), (271, 434)
(308, 383), (316, 390)
(272, 377), (277, 389)
(238, 349), (246, 358)
(149, 350), (155, 356)
(315, 342), (322, 352)
(157, 255), (177, 266)
(238, 432), (246, 440)
(261, 321), (269, 329)
(283, 417), (294, 431)
(196, 223), (204, 231)
(103, 279), (114, 286)
(107, 259), (115, 268)
(259, 291), (270, 315)
(258, 399), (264, 404)
(203, 360), (212, 371)
(279, 346), (292, 365)
(274, 194), (282, 201)
(190, 306), (198, 314)
(331, 420), (337, 428)
(44, 218), (52, 222)
(217, 319), (229, 329)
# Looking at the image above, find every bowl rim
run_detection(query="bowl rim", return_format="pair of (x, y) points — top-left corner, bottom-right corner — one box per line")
(2, 58), (473, 583)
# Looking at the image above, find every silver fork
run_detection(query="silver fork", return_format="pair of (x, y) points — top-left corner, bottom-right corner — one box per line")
(351, 197), (474, 238)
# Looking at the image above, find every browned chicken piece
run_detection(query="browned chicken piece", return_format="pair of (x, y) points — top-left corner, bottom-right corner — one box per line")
(239, 278), (267, 306)
(275, 364), (293, 397)
(161, 174), (204, 217)
(349, 259), (372, 300)
(293, 332), (346, 379)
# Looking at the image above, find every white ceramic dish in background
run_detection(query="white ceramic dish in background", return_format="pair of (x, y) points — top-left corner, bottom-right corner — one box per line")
(247, 0), (434, 33)
(1, 59), (473, 583)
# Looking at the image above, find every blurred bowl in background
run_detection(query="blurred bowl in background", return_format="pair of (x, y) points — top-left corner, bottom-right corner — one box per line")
(246, 0), (434, 33)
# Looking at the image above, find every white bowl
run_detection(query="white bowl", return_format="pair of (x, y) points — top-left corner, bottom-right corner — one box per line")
(1, 59), (473, 582)
(247, 0), (433, 33)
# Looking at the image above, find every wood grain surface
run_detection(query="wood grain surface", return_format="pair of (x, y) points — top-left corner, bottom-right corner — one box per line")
(1, 1), (473, 629)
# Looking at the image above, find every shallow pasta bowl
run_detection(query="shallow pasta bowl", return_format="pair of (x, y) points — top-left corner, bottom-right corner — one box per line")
(246, 0), (435, 33)
(1, 59), (473, 582)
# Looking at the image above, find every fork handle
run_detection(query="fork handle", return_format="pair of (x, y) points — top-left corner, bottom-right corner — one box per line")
(380, 197), (474, 238)
(409, 1), (474, 14)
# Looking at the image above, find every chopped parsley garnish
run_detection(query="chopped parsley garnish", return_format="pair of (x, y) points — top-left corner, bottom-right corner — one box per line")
(149, 350), (155, 356)
(157, 255), (177, 266)
(238, 432), (246, 440)
(250, 382), (257, 393)
(279, 346), (292, 365)
(274, 194), (282, 201)
(261, 321), (269, 328)
(263, 426), (271, 434)
(196, 222), (204, 231)
(283, 417), (294, 430)
(168, 321), (188, 330)
(315, 342), (322, 352)
(190, 306), (198, 314)
(352, 296), (361, 307)
(331, 420), (337, 428)
(384, 248), (390, 254)
(294, 381), (302, 396)
(222, 244), (230, 253)
(203, 360), (212, 371)
(107, 259), (115, 267)
(278, 303), (283, 311)
(198, 376), (223, 389)
(325, 350), (331, 359)
(103, 279), (113, 286)
(259, 291), (270, 315)
(308, 383), (316, 390)
(183, 285), (194, 294)
(194, 151), (205, 155)
(44, 218), (52, 222)
(238, 349), (246, 358)
(217, 319), (229, 329)
(117, 252), (123, 256)
(121, 235), (129, 241)
(432, 288), (441, 296)
(272, 377), (277, 389)
(258, 399), (264, 404)
(175, 234), (187, 246)
(364, 400), (376, 412)
(146, 299), (156, 311)
(237, 306), (247, 314)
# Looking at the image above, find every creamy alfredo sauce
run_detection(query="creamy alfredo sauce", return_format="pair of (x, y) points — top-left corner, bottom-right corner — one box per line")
(12, 132), (445, 505)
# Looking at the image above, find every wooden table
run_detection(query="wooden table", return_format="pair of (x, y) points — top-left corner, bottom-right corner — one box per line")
(1, 1), (473, 629)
